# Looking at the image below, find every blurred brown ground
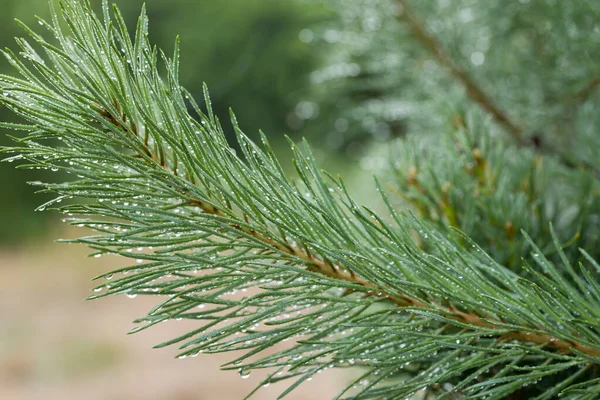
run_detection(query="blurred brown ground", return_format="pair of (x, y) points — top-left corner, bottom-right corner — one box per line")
(0, 226), (349, 400)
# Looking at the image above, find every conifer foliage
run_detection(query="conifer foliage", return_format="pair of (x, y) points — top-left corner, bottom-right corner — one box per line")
(1, 1), (600, 398)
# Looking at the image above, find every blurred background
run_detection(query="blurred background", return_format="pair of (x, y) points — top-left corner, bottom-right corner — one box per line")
(0, 0), (365, 398)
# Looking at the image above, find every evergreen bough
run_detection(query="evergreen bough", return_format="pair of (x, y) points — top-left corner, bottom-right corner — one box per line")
(1, 1), (599, 398)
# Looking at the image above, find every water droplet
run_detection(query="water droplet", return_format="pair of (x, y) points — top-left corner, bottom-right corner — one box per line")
(238, 368), (251, 379)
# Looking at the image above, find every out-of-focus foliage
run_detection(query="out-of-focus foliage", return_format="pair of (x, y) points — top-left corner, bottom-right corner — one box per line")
(303, 0), (600, 159)
(297, 0), (412, 155)
(0, 0), (325, 243)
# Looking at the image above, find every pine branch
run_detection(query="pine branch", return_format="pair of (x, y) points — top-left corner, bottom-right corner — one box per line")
(71, 94), (600, 360)
(67, 98), (600, 360)
(1, 1), (600, 398)
(85, 108), (600, 361)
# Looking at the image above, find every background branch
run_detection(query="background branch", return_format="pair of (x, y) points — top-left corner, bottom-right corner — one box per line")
(394, 0), (523, 141)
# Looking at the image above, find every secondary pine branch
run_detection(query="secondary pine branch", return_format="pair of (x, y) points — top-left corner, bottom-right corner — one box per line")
(393, 1), (600, 179)
(394, 0), (523, 141)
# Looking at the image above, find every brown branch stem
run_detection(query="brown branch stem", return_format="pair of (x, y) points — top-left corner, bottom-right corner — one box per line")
(186, 191), (600, 361)
(572, 76), (600, 103)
